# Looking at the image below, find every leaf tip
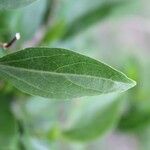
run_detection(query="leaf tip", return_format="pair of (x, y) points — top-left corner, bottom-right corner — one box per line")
(123, 76), (137, 91)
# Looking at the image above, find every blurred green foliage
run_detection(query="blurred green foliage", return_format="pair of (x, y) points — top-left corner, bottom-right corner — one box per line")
(0, 0), (150, 150)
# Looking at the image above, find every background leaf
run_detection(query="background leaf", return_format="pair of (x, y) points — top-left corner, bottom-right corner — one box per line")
(118, 58), (150, 131)
(42, 0), (138, 44)
(0, 10), (17, 42)
(0, 95), (18, 149)
(15, 0), (48, 42)
(62, 0), (130, 39)
(0, 0), (37, 9)
(62, 94), (122, 142)
(0, 0), (48, 49)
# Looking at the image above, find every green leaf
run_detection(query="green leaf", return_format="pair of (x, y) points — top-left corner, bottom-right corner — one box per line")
(0, 95), (18, 149)
(50, 0), (136, 41)
(62, 94), (122, 141)
(119, 110), (150, 132)
(0, 48), (136, 99)
(0, 0), (37, 9)
(0, 10), (17, 41)
(118, 59), (150, 131)
(62, 0), (129, 39)
(15, 0), (48, 42)
(0, 0), (48, 46)
(41, 20), (66, 45)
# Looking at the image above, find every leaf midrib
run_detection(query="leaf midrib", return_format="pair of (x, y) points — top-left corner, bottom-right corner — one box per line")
(0, 64), (130, 85)
(0, 65), (103, 95)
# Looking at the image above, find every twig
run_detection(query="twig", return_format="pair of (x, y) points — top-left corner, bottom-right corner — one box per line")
(3, 33), (21, 49)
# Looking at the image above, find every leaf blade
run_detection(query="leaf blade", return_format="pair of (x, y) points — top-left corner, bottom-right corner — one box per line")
(62, 94), (122, 141)
(62, 0), (128, 39)
(0, 48), (136, 99)
(0, 0), (37, 9)
(0, 95), (18, 149)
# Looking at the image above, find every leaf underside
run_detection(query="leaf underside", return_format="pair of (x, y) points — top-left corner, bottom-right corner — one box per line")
(0, 48), (136, 99)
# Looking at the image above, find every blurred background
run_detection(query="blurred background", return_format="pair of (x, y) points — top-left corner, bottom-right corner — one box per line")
(0, 0), (150, 149)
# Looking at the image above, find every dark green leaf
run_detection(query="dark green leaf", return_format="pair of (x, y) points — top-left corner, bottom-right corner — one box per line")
(119, 110), (150, 131)
(0, 95), (18, 149)
(0, 48), (136, 99)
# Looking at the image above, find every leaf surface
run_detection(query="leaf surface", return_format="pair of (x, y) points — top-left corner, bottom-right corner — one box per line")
(0, 48), (136, 99)
(62, 0), (129, 39)
(62, 94), (122, 141)
(15, 0), (47, 42)
(0, 95), (18, 149)
(49, 0), (137, 41)
(0, 0), (37, 9)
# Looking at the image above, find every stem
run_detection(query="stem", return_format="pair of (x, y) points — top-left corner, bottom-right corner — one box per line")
(0, 33), (21, 57)
(18, 120), (26, 150)
(3, 33), (20, 48)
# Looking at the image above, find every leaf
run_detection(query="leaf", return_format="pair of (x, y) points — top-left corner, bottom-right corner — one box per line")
(15, 0), (48, 42)
(41, 0), (139, 45)
(49, 0), (136, 41)
(0, 48), (136, 99)
(24, 97), (60, 134)
(0, 0), (37, 10)
(0, 0), (48, 46)
(0, 95), (18, 149)
(62, 0), (130, 39)
(119, 110), (150, 131)
(41, 20), (67, 45)
(12, 97), (61, 149)
(118, 59), (150, 131)
(62, 94), (122, 141)
(0, 10), (17, 41)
